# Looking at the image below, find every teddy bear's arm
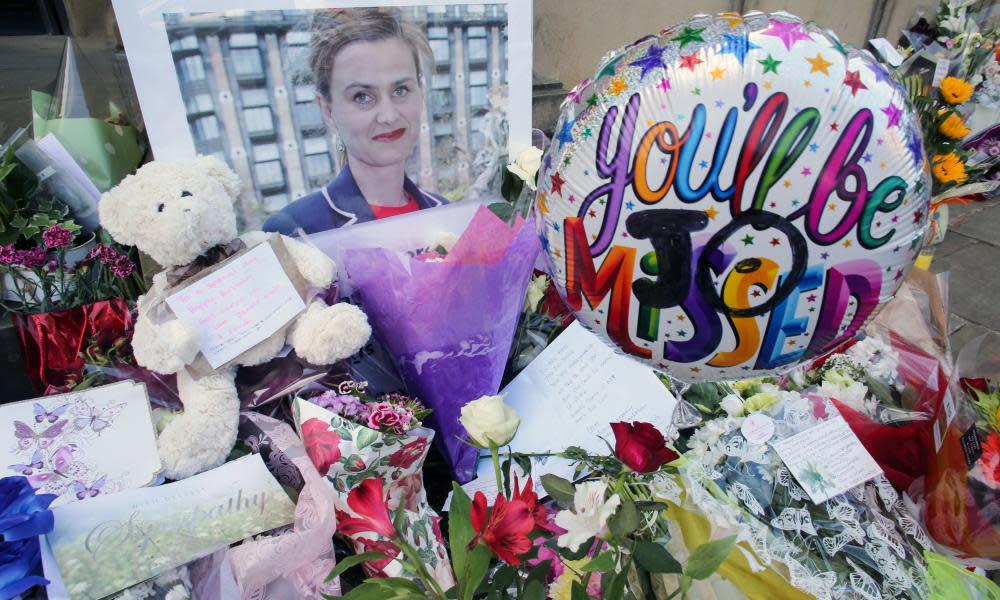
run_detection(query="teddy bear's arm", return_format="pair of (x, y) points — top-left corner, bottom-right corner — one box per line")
(279, 235), (336, 289)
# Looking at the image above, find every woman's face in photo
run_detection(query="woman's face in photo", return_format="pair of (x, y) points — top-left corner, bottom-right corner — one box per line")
(321, 37), (423, 170)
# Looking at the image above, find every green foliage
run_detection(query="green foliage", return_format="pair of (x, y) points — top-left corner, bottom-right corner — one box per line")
(684, 535), (737, 580)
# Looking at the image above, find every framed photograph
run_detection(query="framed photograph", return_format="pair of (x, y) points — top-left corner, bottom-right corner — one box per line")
(112, 0), (532, 230)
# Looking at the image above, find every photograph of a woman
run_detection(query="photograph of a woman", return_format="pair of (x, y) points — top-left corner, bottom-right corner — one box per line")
(263, 9), (446, 236)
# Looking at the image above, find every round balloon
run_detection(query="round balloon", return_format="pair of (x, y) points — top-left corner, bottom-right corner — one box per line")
(535, 12), (931, 382)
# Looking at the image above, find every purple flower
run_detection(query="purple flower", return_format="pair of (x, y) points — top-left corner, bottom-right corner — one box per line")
(87, 244), (104, 261)
(42, 260), (58, 273)
(311, 392), (370, 420)
(41, 226), (72, 249)
(17, 248), (47, 269)
(0, 245), (17, 265)
(110, 255), (135, 278)
(89, 244), (119, 264)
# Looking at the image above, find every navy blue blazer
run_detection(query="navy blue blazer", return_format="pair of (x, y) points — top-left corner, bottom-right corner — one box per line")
(262, 165), (446, 235)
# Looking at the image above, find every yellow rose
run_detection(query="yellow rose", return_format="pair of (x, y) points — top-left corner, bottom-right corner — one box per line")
(524, 273), (549, 312)
(932, 152), (968, 185)
(939, 112), (970, 139)
(744, 391), (780, 413)
(459, 394), (521, 448)
(506, 146), (544, 191)
(940, 76), (974, 105)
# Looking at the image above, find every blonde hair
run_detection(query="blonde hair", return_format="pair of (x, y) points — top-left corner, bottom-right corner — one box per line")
(310, 8), (432, 101)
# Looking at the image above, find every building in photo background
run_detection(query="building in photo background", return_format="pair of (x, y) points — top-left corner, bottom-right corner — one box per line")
(165, 5), (509, 228)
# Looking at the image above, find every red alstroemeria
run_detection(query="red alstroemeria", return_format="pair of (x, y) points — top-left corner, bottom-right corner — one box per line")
(388, 438), (428, 469)
(611, 421), (679, 473)
(511, 476), (553, 533)
(356, 537), (402, 577)
(977, 433), (1000, 488)
(301, 418), (342, 477)
(336, 478), (397, 539)
(469, 491), (534, 565)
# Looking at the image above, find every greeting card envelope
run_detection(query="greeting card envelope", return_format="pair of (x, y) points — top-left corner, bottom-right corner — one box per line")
(45, 454), (295, 600)
(0, 380), (161, 507)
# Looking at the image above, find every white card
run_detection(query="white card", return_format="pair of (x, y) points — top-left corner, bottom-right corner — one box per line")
(475, 321), (678, 493)
(0, 381), (161, 507)
(166, 242), (305, 368)
(771, 415), (883, 504)
(868, 38), (904, 67)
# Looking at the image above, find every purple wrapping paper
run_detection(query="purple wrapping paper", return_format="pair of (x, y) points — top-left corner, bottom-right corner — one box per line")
(343, 206), (539, 482)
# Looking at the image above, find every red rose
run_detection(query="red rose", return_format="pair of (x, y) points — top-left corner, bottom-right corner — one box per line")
(388, 438), (428, 469)
(610, 421), (678, 473)
(961, 377), (989, 396)
(301, 418), (342, 477)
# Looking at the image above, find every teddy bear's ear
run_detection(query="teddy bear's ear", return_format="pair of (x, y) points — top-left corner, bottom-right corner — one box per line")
(195, 155), (242, 200)
(98, 186), (136, 246)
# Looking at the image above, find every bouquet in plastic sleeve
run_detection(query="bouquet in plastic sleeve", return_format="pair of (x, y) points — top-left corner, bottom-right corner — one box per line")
(677, 391), (933, 600)
(341, 205), (539, 482)
(189, 412), (341, 599)
(923, 333), (1000, 561)
(292, 390), (455, 589)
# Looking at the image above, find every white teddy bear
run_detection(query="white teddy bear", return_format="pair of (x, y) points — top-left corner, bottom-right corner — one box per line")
(100, 156), (371, 479)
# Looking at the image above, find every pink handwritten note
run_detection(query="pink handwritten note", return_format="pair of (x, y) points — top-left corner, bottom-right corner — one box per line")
(166, 243), (305, 368)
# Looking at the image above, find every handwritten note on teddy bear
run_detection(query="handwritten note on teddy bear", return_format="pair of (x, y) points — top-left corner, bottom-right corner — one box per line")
(166, 242), (305, 368)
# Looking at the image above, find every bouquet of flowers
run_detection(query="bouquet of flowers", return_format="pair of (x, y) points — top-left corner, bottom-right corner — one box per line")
(292, 385), (455, 590)
(678, 391), (934, 600)
(923, 333), (1000, 561)
(342, 204), (539, 482)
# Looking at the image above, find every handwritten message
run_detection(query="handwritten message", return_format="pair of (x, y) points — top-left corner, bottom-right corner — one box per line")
(771, 415), (883, 504)
(166, 243), (305, 368)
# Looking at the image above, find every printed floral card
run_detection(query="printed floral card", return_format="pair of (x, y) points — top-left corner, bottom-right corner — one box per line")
(0, 380), (161, 507)
(45, 454), (296, 600)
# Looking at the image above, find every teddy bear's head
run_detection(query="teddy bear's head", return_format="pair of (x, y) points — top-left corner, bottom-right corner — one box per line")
(100, 156), (242, 268)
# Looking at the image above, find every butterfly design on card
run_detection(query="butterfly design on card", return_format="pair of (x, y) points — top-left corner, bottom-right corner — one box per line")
(33, 403), (68, 424)
(8, 449), (45, 476)
(724, 435), (769, 465)
(864, 539), (912, 595)
(24, 445), (82, 489)
(776, 467), (811, 502)
(866, 521), (907, 559)
(13, 419), (66, 451)
(770, 507), (818, 536)
(874, 476), (901, 510)
(846, 558), (884, 600)
(898, 513), (933, 550)
(71, 401), (125, 434)
(72, 475), (106, 500)
(786, 558), (837, 599)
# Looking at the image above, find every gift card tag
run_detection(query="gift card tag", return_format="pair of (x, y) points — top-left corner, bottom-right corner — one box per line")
(961, 425), (984, 468)
(771, 416), (883, 505)
(741, 413), (775, 446)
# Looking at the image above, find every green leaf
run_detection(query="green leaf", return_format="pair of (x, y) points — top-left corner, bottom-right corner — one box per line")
(461, 544), (492, 600)
(540, 474), (575, 504)
(634, 500), (669, 512)
(522, 579), (546, 600)
(487, 201), (515, 222)
(634, 540), (682, 574)
(580, 550), (616, 573)
(609, 500), (639, 539)
(601, 568), (627, 600)
(685, 535), (737, 580)
(572, 580), (590, 600)
(355, 427), (379, 451)
(558, 540), (593, 561)
(448, 482), (475, 583)
(325, 551), (393, 582)
(339, 578), (425, 600)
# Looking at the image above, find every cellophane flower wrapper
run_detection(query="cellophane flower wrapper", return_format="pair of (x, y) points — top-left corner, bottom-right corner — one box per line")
(679, 392), (933, 600)
(292, 396), (455, 589)
(923, 332), (1000, 562)
(189, 412), (341, 599)
(12, 297), (133, 395)
(342, 206), (539, 482)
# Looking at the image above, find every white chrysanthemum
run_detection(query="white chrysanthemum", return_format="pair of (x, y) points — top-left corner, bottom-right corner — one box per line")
(164, 584), (190, 600)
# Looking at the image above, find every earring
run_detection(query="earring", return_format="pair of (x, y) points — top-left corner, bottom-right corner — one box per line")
(336, 139), (345, 152)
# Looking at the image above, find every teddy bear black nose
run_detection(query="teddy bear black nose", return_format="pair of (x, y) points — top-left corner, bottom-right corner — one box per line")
(157, 203), (165, 213)
(180, 190), (193, 198)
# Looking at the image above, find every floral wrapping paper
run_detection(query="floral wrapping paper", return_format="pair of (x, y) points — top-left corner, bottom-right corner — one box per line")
(679, 393), (933, 600)
(293, 396), (455, 589)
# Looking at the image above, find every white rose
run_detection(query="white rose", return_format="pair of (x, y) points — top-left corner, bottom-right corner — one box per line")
(524, 273), (549, 312)
(506, 146), (544, 190)
(459, 394), (521, 448)
(719, 394), (745, 417)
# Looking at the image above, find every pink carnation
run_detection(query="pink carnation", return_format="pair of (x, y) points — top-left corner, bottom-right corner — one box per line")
(110, 255), (136, 278)
(41, 226), (73, 249)
(0, 245), (17, 265)
(18, 247), (48, 269)
(366, 402), (413, 434)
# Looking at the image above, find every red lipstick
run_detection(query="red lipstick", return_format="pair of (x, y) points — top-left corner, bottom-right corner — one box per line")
(373, 128), (406, 142)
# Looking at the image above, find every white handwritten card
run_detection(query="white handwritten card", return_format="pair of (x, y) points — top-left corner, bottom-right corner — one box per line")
(463, 321), (677, 499)
(166, 242), (305, 368)
(0, 381), (161, 507)
(45, 454), (295, 600)
(771, 415), (883, 504)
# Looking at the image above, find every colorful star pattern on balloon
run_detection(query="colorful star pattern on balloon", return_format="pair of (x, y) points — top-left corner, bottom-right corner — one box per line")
(657, 77), (671, 92)
(720, 32), (759, 65)
(556, 119), (575, 148)
(550, 172), (566, 196)
(597, 56), (622, 80)
(843, 70), (867, 96)
(881, 102), (902, 128)
(710, 67), (726, 80)
(761, 20), (812, 49)
(629, 44), (667, 79)
(680, 53), (703, 70)
(672, 26), (705, 48)
(758, 54), (782, 74)
(805, 53), (832, 75)
(608, 77), (628, 96)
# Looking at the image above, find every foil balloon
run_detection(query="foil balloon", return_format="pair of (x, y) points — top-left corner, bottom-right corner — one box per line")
(535, 12), (931, 382)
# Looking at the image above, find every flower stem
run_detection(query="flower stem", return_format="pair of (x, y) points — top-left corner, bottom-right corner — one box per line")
(490, 444), (503, 495)
(392, 533), (446, 599)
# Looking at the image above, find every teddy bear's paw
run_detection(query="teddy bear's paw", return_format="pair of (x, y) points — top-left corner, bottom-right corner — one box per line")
(157, 409), (239, 480)
(132, 319), (200, 374)
(290, 302), (371, 365)
(282, 236), (336, 289)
